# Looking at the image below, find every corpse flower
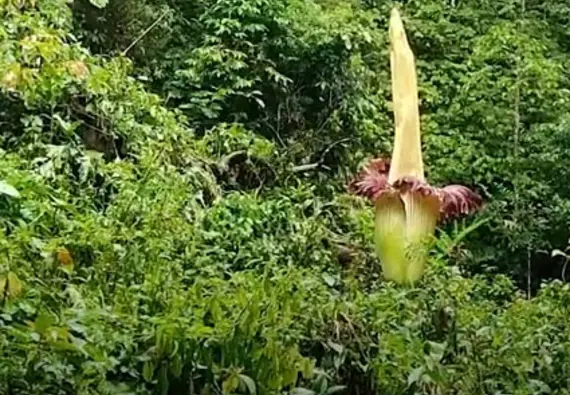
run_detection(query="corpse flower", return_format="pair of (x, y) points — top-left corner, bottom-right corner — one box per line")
(349, 8), (482, 284)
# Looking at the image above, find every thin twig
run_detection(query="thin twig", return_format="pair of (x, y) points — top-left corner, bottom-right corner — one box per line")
(121, 9), (170, 57)
(291, 137), (351, 173)
(291, 162), (321, 173)
(219, 150), (247, 169)
(527, 248), (531, 299)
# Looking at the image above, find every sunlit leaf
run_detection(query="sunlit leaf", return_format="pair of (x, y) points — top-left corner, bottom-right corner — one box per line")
(57, 247), (74, 273)
(89, 0), (108, 8)
(6, 272), (22, 299)
(34, 313), (55, 335)
(290, 389), (315, 395)
(222, 373), (240, 394)
(239, 374), (256, 395)
(0, 180), (20, 198)
(407, 367), (423, 386)
(0, 276), (6, 299)
(142, 361), (155, 382)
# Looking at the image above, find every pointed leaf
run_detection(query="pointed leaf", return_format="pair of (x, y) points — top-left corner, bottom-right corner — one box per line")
(89, 0), (108, 8)
(322, 273), (336, 287)
(142, 361), (155, 382)
(238, 374), (256, 394)
(0, 180), (20, 198)
(326, 340), (344, 354)
(407, 367), (423, 386)
(552, 249), (567, 258)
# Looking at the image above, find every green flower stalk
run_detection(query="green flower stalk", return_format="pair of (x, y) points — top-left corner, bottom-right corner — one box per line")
(349, 8), (482, 284)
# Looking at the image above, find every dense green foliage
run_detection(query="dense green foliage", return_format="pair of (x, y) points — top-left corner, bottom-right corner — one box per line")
(72, 0), (570, 283)
(3, 0), (570, 393)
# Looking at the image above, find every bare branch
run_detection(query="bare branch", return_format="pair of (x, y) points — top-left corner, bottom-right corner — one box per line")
(291, 137), (351, 173)
(122, 9), (170, 57)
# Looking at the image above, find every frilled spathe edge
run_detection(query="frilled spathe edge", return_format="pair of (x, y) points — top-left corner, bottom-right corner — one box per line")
(349, 158), (482, 220)
(348, 158), (392, 201)
(438, 184), (482, 219)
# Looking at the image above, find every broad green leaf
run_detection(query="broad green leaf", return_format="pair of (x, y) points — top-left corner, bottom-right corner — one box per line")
(171, 355), (182, 378)
(142, 361), (155, 382)
(322, 273), (336, 287)
(407, 367), (423, 386)
(222, 373), (239, 394)
(34, 313), (55, 335)
(6, 272), (22, 298)
(300, 358), (315, 379)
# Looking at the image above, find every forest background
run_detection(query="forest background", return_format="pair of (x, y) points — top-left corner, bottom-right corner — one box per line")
(3, 0), (570, 393)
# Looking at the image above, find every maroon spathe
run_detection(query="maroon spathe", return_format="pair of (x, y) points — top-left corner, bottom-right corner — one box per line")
(349, 158), (482, 220)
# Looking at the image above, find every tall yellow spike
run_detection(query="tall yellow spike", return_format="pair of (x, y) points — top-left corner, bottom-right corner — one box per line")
(388, 8), (424, 183)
